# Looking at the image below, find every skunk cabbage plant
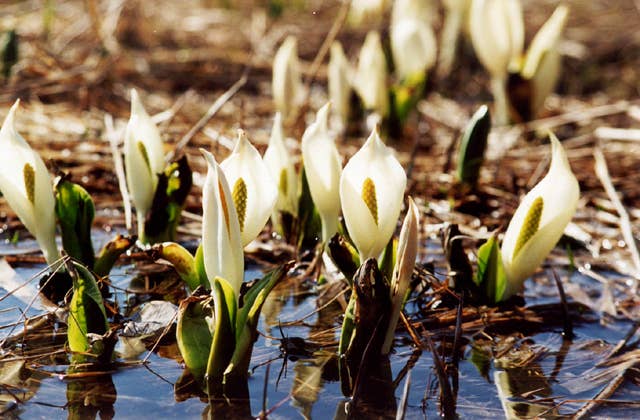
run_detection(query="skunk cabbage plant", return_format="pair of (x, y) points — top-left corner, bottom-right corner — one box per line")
(340, 127), (406, 261)
(301, 103), (342, 243)
(220, 130), (277, 247)
(0, 100), (59, 266)
(354, 31), (389, 119)
(264, 113), (298, 232)
(500, 134), (579, 299)
(272, 35), (302, 120)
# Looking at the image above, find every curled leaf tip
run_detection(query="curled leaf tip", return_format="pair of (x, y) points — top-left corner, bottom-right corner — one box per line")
(317, 102), (331, 125)
(200, 148), (216, 167)
(2, 99), (20, 133)
(130, 89), (146, 116)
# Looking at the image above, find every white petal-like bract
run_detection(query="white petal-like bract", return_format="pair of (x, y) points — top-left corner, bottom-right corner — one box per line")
(201, 149), (244, 299)
(220, 130), (277, 247)
(328, 42), (352, 127)
(390, 18), (437, 81)
(301, 103), (342, 242)
(264, 113), (298, 222)
(354, 31), (389, 118)
(340, 127), (406, 261)
(500, 134), (579, 299)
(124, 89), (165, 240)
(469, 0), (524, 78)
(0, 100), (59, 266)
(272, 36), (302, 120)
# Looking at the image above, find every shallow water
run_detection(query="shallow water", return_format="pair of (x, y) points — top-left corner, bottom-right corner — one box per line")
(1, 240), (640, 418)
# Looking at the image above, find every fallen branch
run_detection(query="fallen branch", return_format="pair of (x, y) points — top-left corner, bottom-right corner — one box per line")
(594, 146), (640, 289)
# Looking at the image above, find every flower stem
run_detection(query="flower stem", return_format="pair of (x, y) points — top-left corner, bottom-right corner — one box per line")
(490, 76), (510, 126)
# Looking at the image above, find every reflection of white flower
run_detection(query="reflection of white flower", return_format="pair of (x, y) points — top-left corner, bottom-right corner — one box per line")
(0, 100), (59, 265)
(340, 127), (406, 261)
(521, 5), (569, 116)
(390, 18), (437, 81)
(124, 89), (165, 240)
(354, 31), (389, 118)
(272, 36), (302, 120)
(500, 134), (579, 300)
(264, 113), (298, 223)
(301, 103), (342, 242)
(328, 42), (352, 127)
(469, 0), (524, 78)
(220, 130), (277, 247)
(201, 149), (244, 299)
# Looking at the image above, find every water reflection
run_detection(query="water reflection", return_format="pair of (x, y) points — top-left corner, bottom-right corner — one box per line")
(494, 365), (557, 419)
(0, 360), (45, 415)
(66, 372), (116, 420)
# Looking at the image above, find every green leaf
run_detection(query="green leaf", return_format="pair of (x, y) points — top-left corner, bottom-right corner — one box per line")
(206, 277), (236, 395)
(93, 235), (134, 278)
(67, 260), (108, 354)
(457, 105), (491, 187)
(1, 29), (18, 81)
(150, 242), (200, 292)
(176, 296), (213, 384)
(475, 234), (507, 304)
(193, 244), (209, 288)
(391, 73), (426, 124)
(55, 178), (96, 269)
(228, 266), (287, 379)
(338, 293), (356, 358)
(378, 237), (397, 283)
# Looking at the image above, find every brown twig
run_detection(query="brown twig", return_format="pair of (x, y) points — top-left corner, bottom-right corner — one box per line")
(594, 146), (640, 289)
(167, 69), (249, 162)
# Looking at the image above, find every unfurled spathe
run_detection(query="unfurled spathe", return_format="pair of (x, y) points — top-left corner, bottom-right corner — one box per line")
(340, 126), (406, 261)
(124, 89), (165, 242)
(201, 149), (244, 299)
(0, 100), (59, 266)
(220, 130), (277, 247)
(301, 103), (343, 243)
(500, 134), (579, 300)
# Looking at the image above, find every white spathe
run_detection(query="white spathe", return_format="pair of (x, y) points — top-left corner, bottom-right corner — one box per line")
(220, 130), (277, 247)
(354, 31), (389, 118)
(328, 41), (352, 127)
(382, 196), (420, 355)
(264, 113), (298, 221)
(500, 134), (579, 300)
(301, 103), (342, 242)
(124, 89), (165, 240)
(340, 127), (406, 261)
(391, 0), (435, 24)
(201, 149), (244, 299)
(469, 0), (524, 78)
(522, 5), (569, 116)
(272, 35), (302, 120)
(348, 0), (388, 27)
(390, 17), (437, 81)
(0, 100), (59, 266)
